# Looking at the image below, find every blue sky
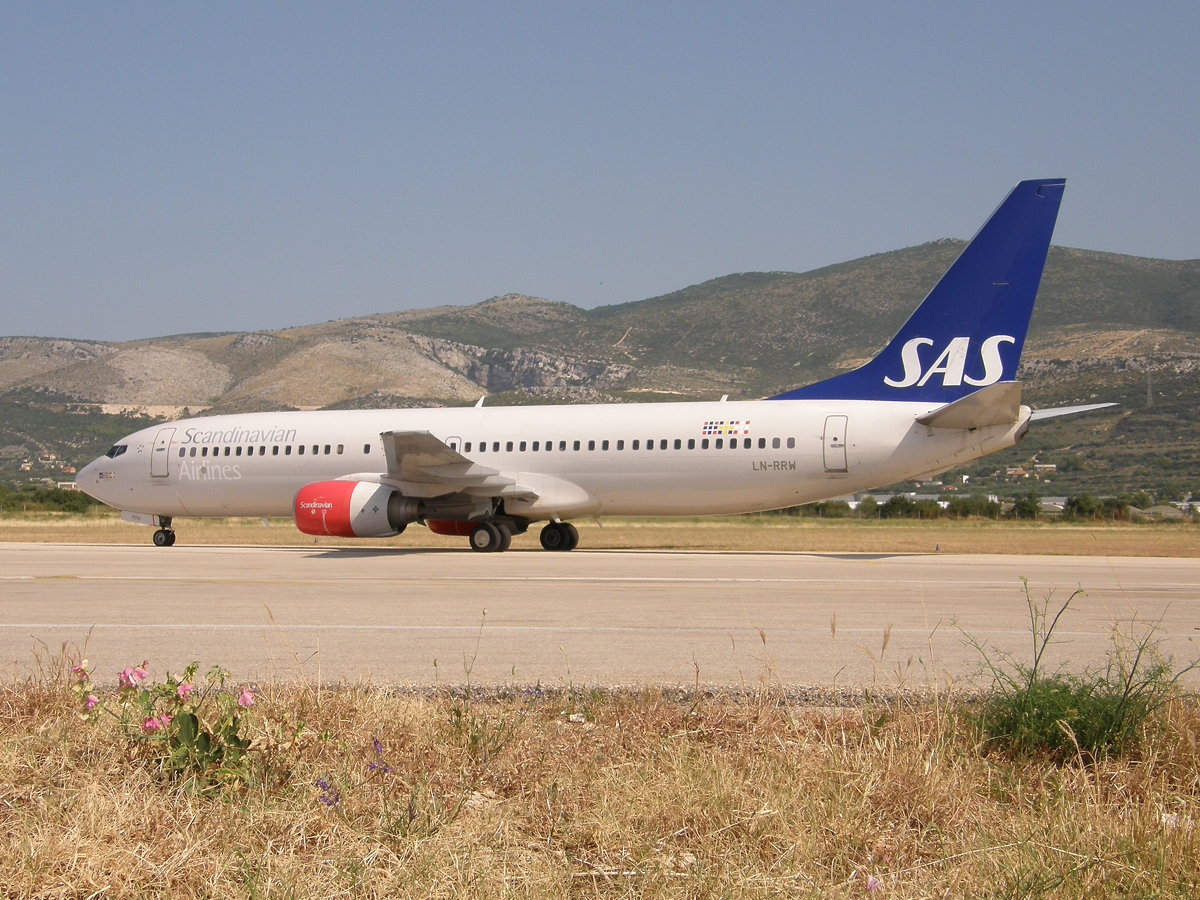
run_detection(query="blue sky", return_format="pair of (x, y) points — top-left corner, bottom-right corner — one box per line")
(3, 2), (1197, 341)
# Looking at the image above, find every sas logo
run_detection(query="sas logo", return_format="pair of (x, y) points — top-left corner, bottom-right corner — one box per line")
(884, 335), (1015, 389)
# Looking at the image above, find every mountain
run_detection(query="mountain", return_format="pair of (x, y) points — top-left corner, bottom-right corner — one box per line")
(3, 242), (1198, 497)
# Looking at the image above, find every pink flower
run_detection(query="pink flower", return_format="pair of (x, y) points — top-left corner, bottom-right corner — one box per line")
(867, 874), (882, 892)
(119, 661), (149, 689)
(158, 714), (172, 729)
(237, 687), (255, 708)
(176, 682), (193, 700)
(141, 716), (161, 732)
(85, 694), (99, 710)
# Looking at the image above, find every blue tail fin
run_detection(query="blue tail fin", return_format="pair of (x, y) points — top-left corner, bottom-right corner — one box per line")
(770, 178), (1066, 403)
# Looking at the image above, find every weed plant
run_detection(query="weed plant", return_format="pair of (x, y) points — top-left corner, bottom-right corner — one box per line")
(963, 579), (1198, 762)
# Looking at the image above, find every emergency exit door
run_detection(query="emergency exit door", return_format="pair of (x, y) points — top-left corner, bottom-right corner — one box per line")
(823, 416), (848, 473)
(151, 428), (175, 477)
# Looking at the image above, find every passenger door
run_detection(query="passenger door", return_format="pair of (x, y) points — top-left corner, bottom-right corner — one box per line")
(151, 428), (175, 477)
(822, 416), (848, 473)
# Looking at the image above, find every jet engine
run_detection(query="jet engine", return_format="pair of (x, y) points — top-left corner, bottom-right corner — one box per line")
(293, 481), (420, 537)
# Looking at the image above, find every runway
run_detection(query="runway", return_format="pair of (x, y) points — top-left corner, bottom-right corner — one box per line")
(2, 543), (1198, 690)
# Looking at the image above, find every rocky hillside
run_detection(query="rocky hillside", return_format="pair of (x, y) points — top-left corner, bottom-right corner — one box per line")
(2, 242), (1198, 495)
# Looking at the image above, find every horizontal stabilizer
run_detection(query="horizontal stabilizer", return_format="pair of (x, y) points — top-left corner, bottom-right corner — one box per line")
(1029, 402), (1118, 421)
(916, 381), (1023, 429)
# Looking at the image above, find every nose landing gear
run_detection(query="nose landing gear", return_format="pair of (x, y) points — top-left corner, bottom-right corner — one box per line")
(152, 516), (175, 547)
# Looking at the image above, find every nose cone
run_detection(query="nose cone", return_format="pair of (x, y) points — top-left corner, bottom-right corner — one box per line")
(76, 456), (113, 505)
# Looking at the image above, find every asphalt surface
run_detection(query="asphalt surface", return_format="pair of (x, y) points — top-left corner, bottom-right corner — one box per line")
(2, 543), (1198, 691)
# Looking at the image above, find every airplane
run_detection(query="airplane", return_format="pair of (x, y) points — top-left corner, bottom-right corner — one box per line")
(77, 178), (1114, 552)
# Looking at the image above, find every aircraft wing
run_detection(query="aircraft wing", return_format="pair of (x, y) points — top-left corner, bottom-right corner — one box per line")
(379, 430), (537, 498)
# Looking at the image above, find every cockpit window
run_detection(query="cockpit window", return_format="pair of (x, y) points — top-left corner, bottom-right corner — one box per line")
(104, 445), (127, 459)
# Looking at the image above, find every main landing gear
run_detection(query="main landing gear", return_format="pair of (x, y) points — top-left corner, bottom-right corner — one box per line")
(465, 519), (578, 552)
(468, 521), (513, 553)
(539, 521), (578, 552)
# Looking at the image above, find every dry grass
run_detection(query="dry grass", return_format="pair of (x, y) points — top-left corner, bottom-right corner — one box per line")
(2, 511), (1198, 557)
(3, 654), (1199, 898)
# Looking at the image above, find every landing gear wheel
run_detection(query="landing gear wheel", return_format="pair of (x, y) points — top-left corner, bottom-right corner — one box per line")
(166, 531), (176, 546)
(469, 521), (502, 552)
(495, 522), (512, 552)
(152, 529), (175, 548)
(539, 522), (577, 551)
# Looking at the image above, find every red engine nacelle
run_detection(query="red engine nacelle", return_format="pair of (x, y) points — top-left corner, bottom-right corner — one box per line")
(293, 481), (418, 537)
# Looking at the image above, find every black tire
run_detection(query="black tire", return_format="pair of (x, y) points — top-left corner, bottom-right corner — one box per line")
(165, 531), (177, 547)
(469, 521), (501, 552)
(495, 522), (512, 552)
(539, 522), (567, 551)
(153, 529), (170, 547)
(563, 522), (579, 551)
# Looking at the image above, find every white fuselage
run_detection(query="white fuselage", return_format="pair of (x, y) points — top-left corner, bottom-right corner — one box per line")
(77, 398), (1028, 522)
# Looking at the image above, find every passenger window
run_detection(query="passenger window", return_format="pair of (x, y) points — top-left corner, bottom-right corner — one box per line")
(632, 440), (640, 450)
(189, 447), (197, 457)
(506, 441), (513, 452)
(519, 441), (526, 452)
(758, 438), (766, 449)
(743, 438), (751, 449)
(532, 441), (539, 451)
(363, 444), (371, 454)
(493, 442), (500, 452)
(787, 437), (796, 449)
(236, 447), (243, 457)
(716, 439), (723, 449)
(312, 445), (319, 455)
(688, 439), (695, 449)
(646, 439), (653, 451)
(298, 445), (305, 455)
(772, 437), (780, 449)
(602, 440), (609, 451)
(201, 447), (208, 457)
(337, 445), (343, 455)
(323, 445), (330, 455)
(559, 441), (566, 451)
(272, 446), (279, 456)
(588, 440), (595, 451)
(729, 440), (737, 450)
(479, 442), (486, 452)
(702, 439), (709, 449)
(617, 440), (624, 450)
(286, 446), (292, 455)
(259, 446), (266, 455)
(465, 442), (472, 452)
(573, 440), (580, 451)
(178, 448), (185, 457)
(661, 439), (668, 450)
(248, 447), (255, 456)
(673, 439), (681, 450)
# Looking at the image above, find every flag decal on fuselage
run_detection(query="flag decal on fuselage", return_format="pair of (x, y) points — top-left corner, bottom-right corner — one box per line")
(702, 420), (750, 436)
